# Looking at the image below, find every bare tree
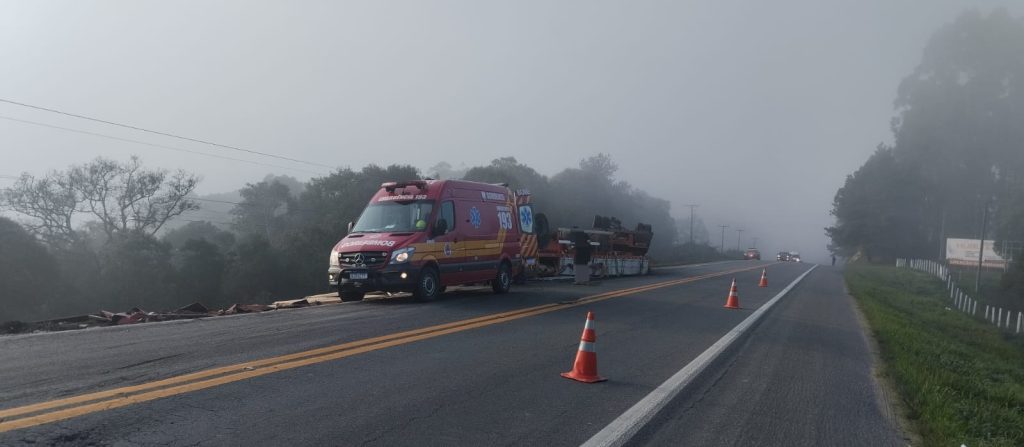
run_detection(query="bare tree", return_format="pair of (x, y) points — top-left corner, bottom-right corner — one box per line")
(1, 156), (200, 245)
(0, 174), (78, 246)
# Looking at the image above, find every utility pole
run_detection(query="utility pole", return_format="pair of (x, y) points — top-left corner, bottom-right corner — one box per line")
(684, 204), (699, 245)
(938, 207), (946, 260)
(719, 225), (729, 253)
(976, 200), (990, 294)
(736, 229), (744, 251)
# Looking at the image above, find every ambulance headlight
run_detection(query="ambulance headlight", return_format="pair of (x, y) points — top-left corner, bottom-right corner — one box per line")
(392, 247), (415, 264)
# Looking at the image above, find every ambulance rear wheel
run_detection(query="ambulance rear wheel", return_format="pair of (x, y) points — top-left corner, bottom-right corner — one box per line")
(492, 262), (512, 294)
(414, 267), (440, 302)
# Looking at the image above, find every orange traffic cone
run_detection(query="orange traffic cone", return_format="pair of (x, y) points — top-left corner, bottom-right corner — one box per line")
(561, 312), (606, 383)
(724, 278), (741, 309)
(758, 269), (768, 288)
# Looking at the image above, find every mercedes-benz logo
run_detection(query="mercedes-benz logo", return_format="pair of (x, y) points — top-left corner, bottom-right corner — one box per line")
(353, 253), (365, 266)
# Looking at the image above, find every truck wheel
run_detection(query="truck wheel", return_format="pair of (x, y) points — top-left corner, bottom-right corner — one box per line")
(492, 262), (512, 294)
(414, 267), (441, 302)
(339, 289), (365, 302)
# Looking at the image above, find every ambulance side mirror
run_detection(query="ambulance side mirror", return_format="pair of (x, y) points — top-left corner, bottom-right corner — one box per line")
(433, 219), (448, 237)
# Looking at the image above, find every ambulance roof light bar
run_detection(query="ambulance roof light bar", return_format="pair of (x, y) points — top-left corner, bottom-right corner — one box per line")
(381, 180), (428, 192)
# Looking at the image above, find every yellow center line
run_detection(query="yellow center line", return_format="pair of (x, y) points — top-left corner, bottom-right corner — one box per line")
(0, 262), (773, 432)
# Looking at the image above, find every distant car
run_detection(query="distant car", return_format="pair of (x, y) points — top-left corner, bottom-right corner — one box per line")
(790, 252), (801, 262)
(744, 248), (761, 260)
(777, 251), (791, 261)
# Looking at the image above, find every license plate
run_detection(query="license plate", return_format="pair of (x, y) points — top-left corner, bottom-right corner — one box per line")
(349, 272), (368, 280)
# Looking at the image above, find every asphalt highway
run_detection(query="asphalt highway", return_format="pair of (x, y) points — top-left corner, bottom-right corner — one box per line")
(0, 261), (903, 446)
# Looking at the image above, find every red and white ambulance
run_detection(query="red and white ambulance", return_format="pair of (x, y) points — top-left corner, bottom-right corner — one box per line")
(328, 180), (530, 302)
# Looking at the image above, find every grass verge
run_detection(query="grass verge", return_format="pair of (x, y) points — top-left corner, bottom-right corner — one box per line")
(845, 264), (1024, 447)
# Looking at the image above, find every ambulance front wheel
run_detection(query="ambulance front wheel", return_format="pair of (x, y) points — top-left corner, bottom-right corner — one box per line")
(414, 267), (441, 302)
(338, 288), (365, 302)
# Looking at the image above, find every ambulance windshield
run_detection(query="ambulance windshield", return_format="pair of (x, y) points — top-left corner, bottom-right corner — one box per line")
(351, 201), (434, 233)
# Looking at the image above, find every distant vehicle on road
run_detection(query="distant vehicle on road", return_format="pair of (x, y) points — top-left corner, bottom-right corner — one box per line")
(744, 248), (761, 260)
(329, 179), (524, 302)
(777, 251), (791, 262)
(790, 252), (801, 262)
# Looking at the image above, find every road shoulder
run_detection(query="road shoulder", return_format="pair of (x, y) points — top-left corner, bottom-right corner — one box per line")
(626, 266), (904, 446)
(845, 273), (919, 447)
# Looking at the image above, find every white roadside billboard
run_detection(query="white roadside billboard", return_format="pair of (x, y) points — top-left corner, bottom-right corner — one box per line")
(946, 238), (1008, 268)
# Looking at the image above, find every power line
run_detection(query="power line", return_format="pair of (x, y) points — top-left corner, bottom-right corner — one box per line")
(188, 196), (322, 214)
(131, 216), (235, 226)
(183, 207), (233, 216)
(0, 115), (326, 176)
(0, 97), (334, 169)
(175, 218), (234, 226)
(191, 197), (245, 206)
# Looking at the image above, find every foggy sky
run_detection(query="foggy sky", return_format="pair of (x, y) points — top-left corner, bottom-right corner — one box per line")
(1, 0), (1019, 263)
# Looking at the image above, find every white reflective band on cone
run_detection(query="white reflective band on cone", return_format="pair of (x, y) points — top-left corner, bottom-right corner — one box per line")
(578, 341), (596, 352)
(584, 319), (595, 331)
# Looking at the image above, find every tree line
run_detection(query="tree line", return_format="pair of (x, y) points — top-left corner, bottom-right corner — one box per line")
(1, 154), (726, 323)
(827, 9), (1024, 298)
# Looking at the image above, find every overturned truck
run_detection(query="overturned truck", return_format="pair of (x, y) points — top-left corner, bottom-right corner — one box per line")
(518, 195), (653, 279)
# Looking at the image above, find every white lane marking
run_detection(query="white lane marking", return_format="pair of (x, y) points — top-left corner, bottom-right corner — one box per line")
(581, 265), (818, 447)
